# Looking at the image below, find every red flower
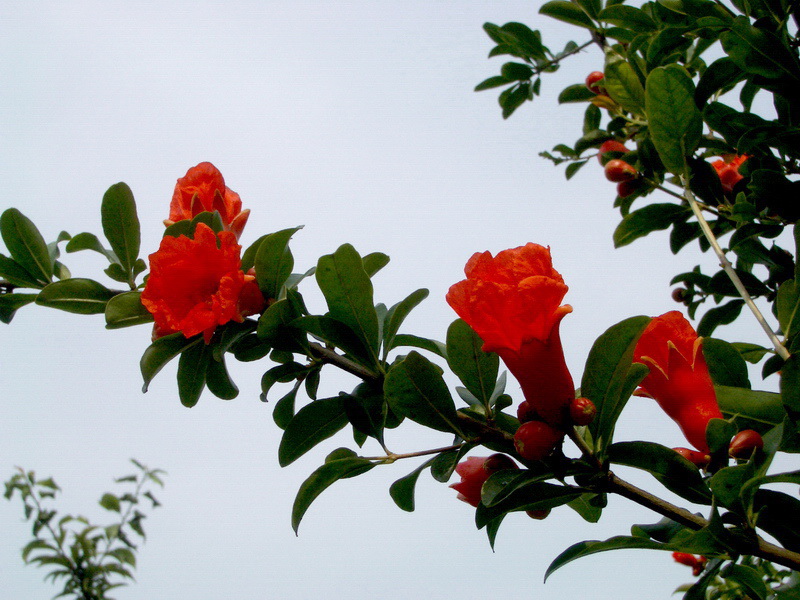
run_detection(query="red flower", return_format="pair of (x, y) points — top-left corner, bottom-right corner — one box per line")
(633, 311), (722, 452)
(166, 162), (250, 238)
(141, 223), (265, 343)
(711, 155), (748, 195)
(446, 244), (574, 426)
(450, 454), (517, 507)
(672, 552), (707, 576)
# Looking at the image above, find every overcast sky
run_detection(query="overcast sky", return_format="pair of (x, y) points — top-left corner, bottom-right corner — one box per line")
(0, 2), (773, 599)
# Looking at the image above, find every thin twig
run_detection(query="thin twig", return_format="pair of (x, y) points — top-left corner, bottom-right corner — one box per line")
(681, 176), (790, 360)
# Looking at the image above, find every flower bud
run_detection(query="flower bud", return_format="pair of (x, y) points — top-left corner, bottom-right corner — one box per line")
(673, 447), (710, 469)
(569, 397), (597, 426)
(729, 429), (763, 458)
(526, 508), (551, 520)
(513, 420), (564, 461)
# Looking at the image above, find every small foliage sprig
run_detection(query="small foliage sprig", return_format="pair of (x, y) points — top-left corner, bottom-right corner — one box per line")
(4, 460), (165, 600)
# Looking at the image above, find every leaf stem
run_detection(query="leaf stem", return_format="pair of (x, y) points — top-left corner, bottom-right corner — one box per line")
(362, 443), (464, 464)
(680, 176), (790, 360)
(308, 342), (381, 383)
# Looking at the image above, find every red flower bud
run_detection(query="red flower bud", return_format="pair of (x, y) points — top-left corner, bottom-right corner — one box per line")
(585, 71), (605, 95)
(450, 454), (518, 507)
(616, 179), (641, 198)
(597, 140), (629, 165)
(526, 508), (551, 520)
(604, 159), (638, 182)
(517, 400), (538, 423)
(673, 447), (710, 468)
(513, 420), (564, 461)
(569, 397), (597, 426)
(729, 429), (763, 458)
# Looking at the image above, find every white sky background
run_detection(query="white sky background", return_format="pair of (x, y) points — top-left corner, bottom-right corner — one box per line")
(0, 2), (776, 599)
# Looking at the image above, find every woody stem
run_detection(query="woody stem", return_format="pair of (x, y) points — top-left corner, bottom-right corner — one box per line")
(680, 176), (790, 360)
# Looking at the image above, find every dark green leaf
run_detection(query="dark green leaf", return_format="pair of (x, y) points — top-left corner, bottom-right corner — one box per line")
(140, 333), (201, 392)
(584, 315), (651, 455)
(293, 315), (373, 366)
(177, 341), (210, 407)
(613, 203), (690, 248)
(716, 385), (785, 431)
(720, 16), (800, 81)
(645, 65), (703, 174)
(105, 291), (153, 329)
(362, 252), (390, 277)
(604, 54), (646, 114)
(99, 493), (121, 512)
(382, 288), (429, 359)
(598, 5), (657, 31)
(65, 232), (115, 261)
(567, 494), (603, 523)
(446, 319), (499, 408)
(254, 227), (302, 300)
(539, 1), (596, 29)
(697, 299), (744, 336)
(390, 334), (447, 358)
(35, 278), (115, 314)
(545, 536), (675, 581)
(205, 354), (239, 400)
(608, 441), (712, 504)
(0, 208), (52, 284)
(721, 564), (767, 600)
(475, 75), (512, 92)
(0, 292), (37, 324)
(777, 280), (800, 339)
(703, 338), (750, 388)
(695, 57), (746, 107)
(0, 254), (42, 289)
(384, 352), (461, 434)
(558, 84), (597, 103)
(389, 458), (435, 512)
(475, 482), (581, 528)
(101, 183), (140, 276)
(291, 453), (376, 533)
(279, 397), (349, 466)
(316, 244), (380, 364)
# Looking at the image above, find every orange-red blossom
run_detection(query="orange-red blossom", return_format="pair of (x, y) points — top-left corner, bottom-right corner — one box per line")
(446, 243), (574, 427)
(711, 155), (748, 195)
(633, 311), (722, 452)
(141, 223), (265, 344)
(166, 162), (250, 239)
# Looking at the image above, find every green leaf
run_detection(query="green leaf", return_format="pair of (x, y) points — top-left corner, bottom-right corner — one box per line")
(429, 444), (473, 483)
(101, 183), (140, 277)
(65, 232), (116, 262)
(389, 458), (435, 512)
(205, 354), (239, 400)
(476, 482), (581, 528)
(0, 292), (37, 324)
(446, 319), (499, 408)
(362, 252), (390, 277)
(558, 84), (597, 103)
(777, 280), (800, 339)
(539, 1), (596, 29)
(716, 385), (785, 430)
(583, 315), (651, 455)
(293, 315), (373, 366)
(703, 338), (750, 388)
(607, 441), (712, 504)
(598, 5), (657, 31)
(0, 208), (52, 284)
(316, 244), (380, 364)
(720, 16), (800, 82)
(567, 494), (603, 523)
(140, 333), (200, 393)
(105, 291), (153, 329)
(604, 53), (645, 114)
(695, 57), (746, 107)
(279, 397), (349, 466)
(0, 254), (46, 289)
(99, 493), (121, 512)
(384, 352), (461, 434)
(390, 334), (447, 358)
(291, 452), (376, 533)
(382, 288), (429, 359)
(35, 278), (115, 314)
(177, 341), (210, 407)
(254, 226), (302, 300)
(721, 564), (767, 600)
(475, 75), (513, 92)
(697, 300), (744, 337)
(613, 203), (690, 247)
(544, 536), (673, 581)
(645, 64), (703, 174)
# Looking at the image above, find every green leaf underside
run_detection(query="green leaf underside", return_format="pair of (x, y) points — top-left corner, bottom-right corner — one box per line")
(279, 397), (349, 467)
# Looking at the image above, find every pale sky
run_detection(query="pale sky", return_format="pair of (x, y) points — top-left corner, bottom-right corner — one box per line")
(1, 2), (768, 598)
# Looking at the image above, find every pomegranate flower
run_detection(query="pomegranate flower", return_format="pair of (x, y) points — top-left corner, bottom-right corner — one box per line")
(141, 223), (265, 344)
(166, 162), (250, 238)
(711, 155), (748, 195)
(446, 244), (574, 426)
(633, 311), (722, 452)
